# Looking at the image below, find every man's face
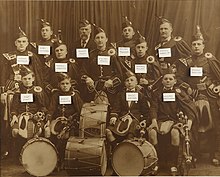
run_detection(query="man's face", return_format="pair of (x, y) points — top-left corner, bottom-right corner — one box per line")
(94, 32), (108, 48)
(59, 78), (71, 92)
(15, 37), (29, 52)
(125, 76), (137, 90)
(41, 26), (53, 40)
(162, 74), (176, 88)
(21, 73), (35, 87)
(160, 22), (173, 39)
(122, 26), (135, 40)
(79, 24), (91, 41)
(55, 44), (68, 59)
(191, 40), (205, 56)
(135, 42), (148, 57)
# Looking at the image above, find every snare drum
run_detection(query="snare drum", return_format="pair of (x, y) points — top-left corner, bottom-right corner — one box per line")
(20, 137), (58, 177)
(79, 103), (108, 138)
(112, 139), (158, 176)
(64, 137), (107, 176)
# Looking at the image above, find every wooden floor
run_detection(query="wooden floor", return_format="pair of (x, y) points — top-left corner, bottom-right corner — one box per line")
(1, 153), (220, 176)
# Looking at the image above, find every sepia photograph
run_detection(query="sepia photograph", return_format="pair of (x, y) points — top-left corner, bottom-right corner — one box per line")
(0, 0), (220, 176)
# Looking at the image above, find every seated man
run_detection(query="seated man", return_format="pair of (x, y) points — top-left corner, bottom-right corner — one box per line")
(44, 36), (82, 95)
(106, 71), (150, 149)
(48, 73), (83, 169)
(148, 72), (197, 175)
(10, 66), (49, 159)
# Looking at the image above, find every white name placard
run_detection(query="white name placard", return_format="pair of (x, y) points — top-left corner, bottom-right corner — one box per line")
(16, 56), (29, 65)
(38, 45), (51, 55)
(97, 56), (110, 65)
(20, 93), (33, 102)
(163, 93), (176, 102)
(126, 92), (138, 101)
(118, 47), (130, 57)
(190, 67), (203, 76)
(55, 63), (68, 72)
(59, 96), (72, 104)
(76, 48), (89, 58)
(135, 64), (147, 73)
(158, 48), (171, 58)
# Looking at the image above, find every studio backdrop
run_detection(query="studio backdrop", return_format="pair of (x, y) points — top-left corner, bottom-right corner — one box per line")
(0, 0), (220, 59)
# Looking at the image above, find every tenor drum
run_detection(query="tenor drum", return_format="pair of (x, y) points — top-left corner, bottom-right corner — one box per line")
(112, 139), (158, 176)
(79, 103), (108, 138)
(64, 137), (107, 176)
(20, 137), (58, 177)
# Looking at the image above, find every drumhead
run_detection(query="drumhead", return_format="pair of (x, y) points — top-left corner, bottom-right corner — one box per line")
(112, 141), (144, 176)
(21, 138), (57, 177)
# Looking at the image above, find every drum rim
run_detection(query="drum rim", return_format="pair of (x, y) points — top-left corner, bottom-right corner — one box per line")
(100, 139), (107, 175)
(112, 141), (145, 176)
(20, 137), (58, 176)
(20, 137), (58, 154)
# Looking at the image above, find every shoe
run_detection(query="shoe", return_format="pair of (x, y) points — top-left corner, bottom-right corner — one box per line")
(170, 166), (178, 176)
(151, 165), (159, 175)
(1, 151), (9, 160)
(212, 158), (220, 166)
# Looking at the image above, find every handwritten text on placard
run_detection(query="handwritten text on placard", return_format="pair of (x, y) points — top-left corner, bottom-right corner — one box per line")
(190, 67), (203, 76)
(76, 48), (89, 58)
(97, 56), (110, 65)
(118, 47), (130, 56)
(126, 92), (139, 101)
(55, 63), (68, 72)
(158, 48), (171, 58)
(163, 93), (176, 102)
(17, 56), (29, 65)
(20, 93), (33, 102)
(135, 64), (147, 73)
(59, 96), (72, 104)
(38, 45), (51, 55)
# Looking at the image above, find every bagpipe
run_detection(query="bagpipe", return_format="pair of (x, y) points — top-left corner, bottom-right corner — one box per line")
(17, 111), (49, 139)
(0, 84), (19, 122)
(173, 111), (192, 165)
(50, 112), (79, 139)
(82, 75), (121, 94)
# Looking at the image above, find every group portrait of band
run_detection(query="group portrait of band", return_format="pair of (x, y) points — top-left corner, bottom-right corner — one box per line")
(0, 15), (220, 176)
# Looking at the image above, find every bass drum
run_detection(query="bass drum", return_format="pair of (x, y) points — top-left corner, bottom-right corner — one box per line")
(79, 103), (108, 138)
(20, 137), (58, 177)
(112, 139), (158, 176)
(64, 137), (107, 176)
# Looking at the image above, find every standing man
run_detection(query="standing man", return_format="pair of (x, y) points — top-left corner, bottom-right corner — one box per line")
(72, 19), (96, 66)
(71, 19), (96, 101)
(30, 19), (55, 68)
(132, 32), (161, 88)
(183, 26), (220, 166)
(82, 24), (122, 105)
(116, 16), (136, 55)
(154, 18), (192, 74)
(1, 27), (43, 90)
